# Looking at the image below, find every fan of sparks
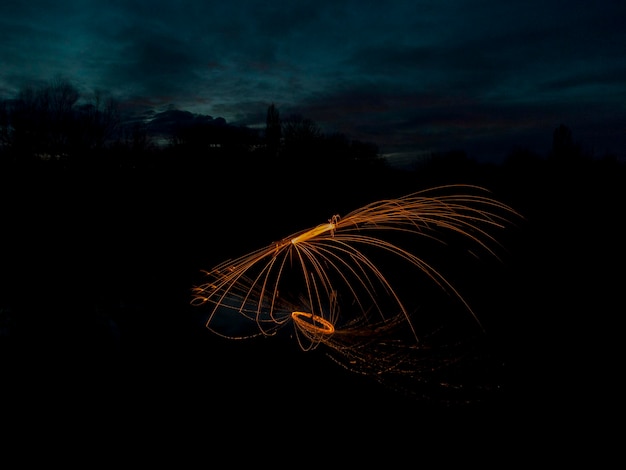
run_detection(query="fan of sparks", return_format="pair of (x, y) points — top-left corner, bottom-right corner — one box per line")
(191, 184), (521, 363)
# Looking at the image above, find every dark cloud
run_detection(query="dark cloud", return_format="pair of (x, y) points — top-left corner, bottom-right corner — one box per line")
(1, 0), (624, 163)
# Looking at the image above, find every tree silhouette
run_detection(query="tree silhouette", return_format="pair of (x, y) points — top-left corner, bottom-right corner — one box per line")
(0, 78), (120, 167)
(552, 123), (574, 160)
(265, 103), (281, 158)
(280, 113), (323, 169)
(20, 78), (79, 159)
(73, 90), (120, 154)
(282, 113), (321, 145)
(550, 123), (588, 165)
(0, 99), (12, 159)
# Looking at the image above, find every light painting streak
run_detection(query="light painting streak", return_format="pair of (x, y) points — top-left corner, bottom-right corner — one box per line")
(191, 184), (522, 361)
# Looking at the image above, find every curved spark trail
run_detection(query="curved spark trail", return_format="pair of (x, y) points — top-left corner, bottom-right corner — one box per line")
(192, 184), (521, 357)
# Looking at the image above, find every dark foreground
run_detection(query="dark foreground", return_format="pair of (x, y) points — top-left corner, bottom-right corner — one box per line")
(1, 158), (624, 456)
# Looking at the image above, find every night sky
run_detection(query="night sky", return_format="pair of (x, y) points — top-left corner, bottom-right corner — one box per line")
(1, 0), (624, 166)
(0, 0), (626, 456)
(2, 1), (626, 451)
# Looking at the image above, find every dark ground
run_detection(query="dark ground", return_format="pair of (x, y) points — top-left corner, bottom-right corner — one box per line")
(1, 157), (624, 457)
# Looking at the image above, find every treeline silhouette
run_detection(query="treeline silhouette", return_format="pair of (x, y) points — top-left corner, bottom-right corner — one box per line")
(0, 79), (386, 179)
(2, 79), (623, 193)
(2, 78), (624, 190)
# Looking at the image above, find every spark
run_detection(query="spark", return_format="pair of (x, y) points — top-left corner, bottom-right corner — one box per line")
(192, 184), (522, 356)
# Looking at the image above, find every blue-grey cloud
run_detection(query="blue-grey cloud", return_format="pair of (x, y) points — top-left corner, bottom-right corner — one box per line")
(1, 0), (624, 163)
